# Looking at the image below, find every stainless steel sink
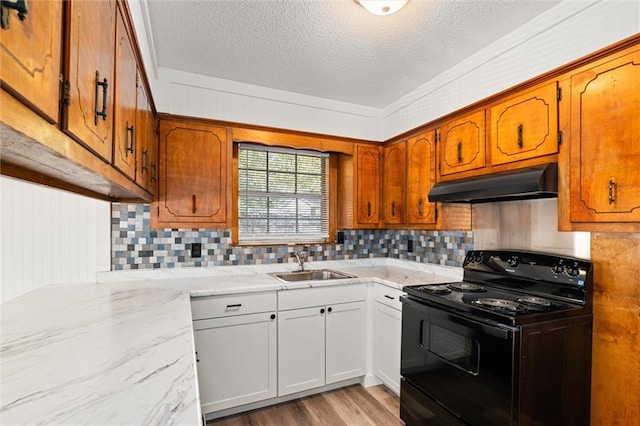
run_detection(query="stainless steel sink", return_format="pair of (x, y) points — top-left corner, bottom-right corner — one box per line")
(270, 269), (355, 282)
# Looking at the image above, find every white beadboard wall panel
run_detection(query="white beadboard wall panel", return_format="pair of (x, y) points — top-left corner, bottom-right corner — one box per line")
(155, 67), (383, 140)
(0, 177), (111, 304)
(472, 199), (590, 259)
(382, 0), (640, 139)
(128, 0), (383, 140)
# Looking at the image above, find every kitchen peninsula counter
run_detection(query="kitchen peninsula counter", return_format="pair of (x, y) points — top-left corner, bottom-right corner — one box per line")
(0, 258), (461, 425)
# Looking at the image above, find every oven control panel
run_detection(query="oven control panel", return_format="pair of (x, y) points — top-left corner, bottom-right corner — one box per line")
(463, 250), (593, 290)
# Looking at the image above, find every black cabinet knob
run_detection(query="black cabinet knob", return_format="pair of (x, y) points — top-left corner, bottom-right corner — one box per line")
(328, 307), (332, 313)
(320, 308), (325, 314)
(270, 314), (276, 320)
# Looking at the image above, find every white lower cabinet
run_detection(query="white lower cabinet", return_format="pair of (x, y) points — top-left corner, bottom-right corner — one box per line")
(191, 292), (277, 414)
(278, 284), (367, 397)
(325, 301), (367, 384)
(373, 285), (404, 395)
(277, 307), (326, 396)
(191, 283), (375, 414)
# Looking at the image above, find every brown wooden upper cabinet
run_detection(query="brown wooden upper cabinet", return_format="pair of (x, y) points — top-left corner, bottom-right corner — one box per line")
(355, 144), (381, 227)
(63, 0), (117, 162)
(568, 45), (640, 225)
(407, 130), (437, 225)
(382, 141), (405, 225)
(0, 0), (155, 201)
(154, 119), (231, 228)
(136, 80), (157, 194)
(0, 0), (62, 124)
(109, 4), (157, 195)
(489, 82), (559, 166)
(438, 109), (486, 177)
(112, 7), (137, 179)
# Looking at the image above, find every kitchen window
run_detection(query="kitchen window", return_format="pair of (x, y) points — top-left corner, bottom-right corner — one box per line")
(238, 144), (329, 244)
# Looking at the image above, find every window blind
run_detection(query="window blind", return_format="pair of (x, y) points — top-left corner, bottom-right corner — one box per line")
(238, 143), (330, 244)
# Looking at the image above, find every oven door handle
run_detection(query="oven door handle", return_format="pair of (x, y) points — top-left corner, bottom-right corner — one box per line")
(418, 319), (479, 377)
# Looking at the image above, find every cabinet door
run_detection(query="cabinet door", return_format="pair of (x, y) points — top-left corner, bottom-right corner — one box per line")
(112, 9), (137, 179)
(569, 47), (640, 223)
(0, 0), (62, 123)
(157, 120), (229, 226)
(439, 109), (486, 176)
(193, 312), (277, 413)
(147, 115), (158, 195)
(64, 0), (116, 162)
(325, 301), (366, 385)
(382, 142), (405, 224)
(490, 82), (559, 166)
(407, 131), (437, 224)
(356, 144), (381, 226)
(278, 307), (325, 396)
(373, 302), (402, 395)
(135, 76), (153, 190)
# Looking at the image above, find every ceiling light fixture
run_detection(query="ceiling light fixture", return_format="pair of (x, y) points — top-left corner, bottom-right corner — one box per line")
(356, 0), (408, 16)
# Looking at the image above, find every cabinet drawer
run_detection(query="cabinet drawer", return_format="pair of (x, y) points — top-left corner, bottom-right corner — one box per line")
(191, 292), (277, 320)
(374, 285), (404, 311)
(278, 284), (366, 311)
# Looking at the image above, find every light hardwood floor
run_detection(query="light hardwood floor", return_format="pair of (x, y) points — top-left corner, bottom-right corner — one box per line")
(208, 385), (403, 425)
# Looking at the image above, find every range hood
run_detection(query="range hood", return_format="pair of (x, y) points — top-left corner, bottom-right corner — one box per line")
(428, 163), (558, 203)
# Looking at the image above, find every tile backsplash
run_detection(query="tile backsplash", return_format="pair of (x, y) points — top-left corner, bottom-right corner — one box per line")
(111, 203), (473, 270)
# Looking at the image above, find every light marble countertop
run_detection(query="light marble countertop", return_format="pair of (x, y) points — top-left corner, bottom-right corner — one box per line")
(96, 258), (463, 295)
(1, 258), (461, 425)
(1, 284), (200, 425)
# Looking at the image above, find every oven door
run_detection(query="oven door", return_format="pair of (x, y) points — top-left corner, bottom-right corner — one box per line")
(401, 296), (519, 426)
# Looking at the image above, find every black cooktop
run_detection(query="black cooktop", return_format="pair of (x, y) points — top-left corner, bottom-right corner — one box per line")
(403, 250), (593, 326)
(404, 281), (585, 326)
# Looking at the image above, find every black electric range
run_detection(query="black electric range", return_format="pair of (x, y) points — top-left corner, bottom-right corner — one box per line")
(400, 249), (594, 426)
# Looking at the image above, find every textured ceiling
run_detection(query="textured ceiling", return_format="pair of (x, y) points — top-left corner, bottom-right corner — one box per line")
(145, 0), (562, 108)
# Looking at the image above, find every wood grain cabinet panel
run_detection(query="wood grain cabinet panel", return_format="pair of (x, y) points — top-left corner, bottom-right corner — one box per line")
(135, 75), (155, 192)
(568, 46), (640, 224)
(382, 141), (405, 225)
(407, 131), (437, 225)
(439, 109), (486, 176)
(590, 233), (640, 425)
(355, 144), (381, 227)
(63, 0), (117, 162)
(489, 82), (559, 166)
(112, 8), (137, 179)
(0, 0), (62, 123)
(155, 119), (230, 228)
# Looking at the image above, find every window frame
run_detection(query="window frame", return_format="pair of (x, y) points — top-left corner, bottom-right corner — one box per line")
(234, 142), (336, 246)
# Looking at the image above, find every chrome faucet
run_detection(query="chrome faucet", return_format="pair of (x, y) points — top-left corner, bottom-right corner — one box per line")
(295, 251), (306, 271)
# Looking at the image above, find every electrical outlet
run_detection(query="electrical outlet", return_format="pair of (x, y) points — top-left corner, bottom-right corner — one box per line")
(407, 239), (414, 253)
(337, 231), (345, 244)
(191, 242), (202, 258)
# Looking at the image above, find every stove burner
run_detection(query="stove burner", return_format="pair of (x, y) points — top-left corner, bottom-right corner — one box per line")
(447, 282), (486, 292)
(516, 296), (552, 307)
(417, 284), (451, 294)
(471, 298), (527, 313)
